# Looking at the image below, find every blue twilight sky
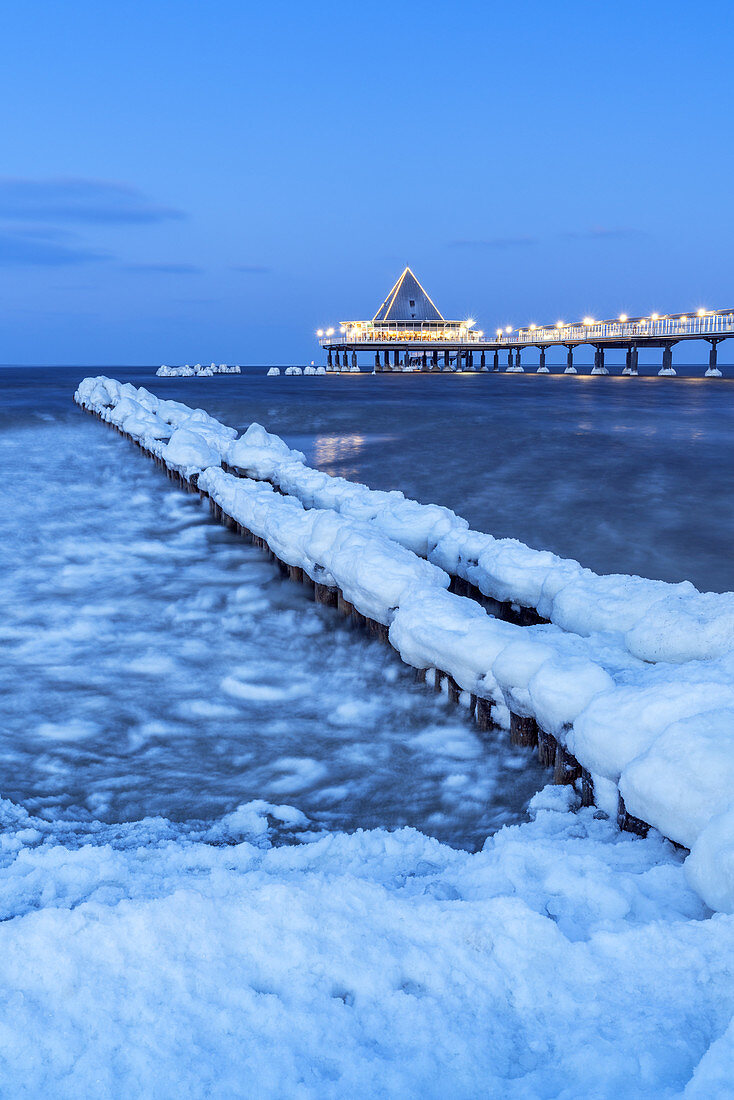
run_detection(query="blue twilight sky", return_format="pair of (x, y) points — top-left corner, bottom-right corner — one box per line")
(0, 0), (732, 365)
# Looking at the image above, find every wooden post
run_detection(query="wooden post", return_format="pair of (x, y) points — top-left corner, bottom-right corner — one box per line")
(475, 697), (493, 731)
(553, 743), (582, 786)
(510, 712), (538, 748)
(617, 793), (650, 837)
(537, 728), (557, 767)
(314, 582), (338, 607)
(581, 769), (594, 807)
(337, 590), (354, 616)
(446, 675), (461, 704)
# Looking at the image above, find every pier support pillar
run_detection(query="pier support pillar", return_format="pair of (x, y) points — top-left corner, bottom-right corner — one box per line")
(659, 341), (677, 376)
(625, 347), (632, 373)
(514, 349), (522, 370)
(383, 350), (391, 371)
(493, 350), (499, 371)
(432, 350), (439, 371)
(565, 346), (575, 373)
(443, 349), (450, 370)
(327, 350), (333, 368)
(507, 349), (513, 370)
(342, 351), (349, 369)
(351, 351), (357, 369)
(706, 338), (723, 376)
(421, 351), (427, 371)
(480, 351), (486, 369)
(631, 345), (639, 374)
(375, 351), (381, 371)
(468, 351), (473, 370)
(592, 346), (607, 374)
(538, 347), (547, 372)
(393, 349), (400, 369)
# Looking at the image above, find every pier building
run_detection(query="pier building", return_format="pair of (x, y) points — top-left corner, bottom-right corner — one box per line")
(318, 267), (484, 372)
(318, 268), (734, 375)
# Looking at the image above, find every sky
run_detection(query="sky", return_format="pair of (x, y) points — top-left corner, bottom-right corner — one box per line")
(0, 0), (732, 365)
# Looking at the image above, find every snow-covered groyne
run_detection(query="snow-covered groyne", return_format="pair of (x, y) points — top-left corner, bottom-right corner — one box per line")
(157, 363), (241, 377)
(74, 376), (734, 912)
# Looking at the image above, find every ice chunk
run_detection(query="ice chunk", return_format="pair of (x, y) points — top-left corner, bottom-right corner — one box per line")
(161, 429), (222, 474)
(686, 804), (734, 914)
(620, 708), (734, 848)
(626, 590), (734, 663)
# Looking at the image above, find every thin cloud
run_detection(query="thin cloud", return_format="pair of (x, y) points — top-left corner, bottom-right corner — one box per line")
(123, 262), (202, 274)
(448, 236), (538, 250)
(0, 225), (111, 266)
(231, 264), (271, 273)
(561, 226), (646, 241)
(0, 177), (185, 225)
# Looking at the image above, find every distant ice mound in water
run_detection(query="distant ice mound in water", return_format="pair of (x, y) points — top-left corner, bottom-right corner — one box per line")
(156, 363), (241, 378)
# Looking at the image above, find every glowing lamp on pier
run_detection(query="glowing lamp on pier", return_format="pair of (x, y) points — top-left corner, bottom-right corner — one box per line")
(697, 308), (706, 317)
(583, 317), (594, 326)
(466, 318), (475, 328)
(496, 328), (503, 336)
(505, 325), (512, 333)
(651, 313), (659, 321)
(326, 327), (335, 336)
(556, 321), (564, 329)
(529, 324), (537, 331)
(619, 314), (628, 322)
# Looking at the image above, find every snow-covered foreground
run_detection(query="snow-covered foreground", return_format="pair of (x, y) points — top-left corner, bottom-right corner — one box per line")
(1, 788), (734, 1098)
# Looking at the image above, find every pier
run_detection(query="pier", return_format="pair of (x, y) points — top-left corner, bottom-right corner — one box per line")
(318, 267), (733, 376)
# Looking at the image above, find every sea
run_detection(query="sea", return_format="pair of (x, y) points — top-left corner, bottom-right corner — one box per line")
(1, 363), (732, 849)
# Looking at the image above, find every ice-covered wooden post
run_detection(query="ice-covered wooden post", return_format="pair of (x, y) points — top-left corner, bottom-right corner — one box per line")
(510, 712), (538, 748)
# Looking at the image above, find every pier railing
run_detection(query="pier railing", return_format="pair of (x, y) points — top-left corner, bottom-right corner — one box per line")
(498, 311), (734, 346)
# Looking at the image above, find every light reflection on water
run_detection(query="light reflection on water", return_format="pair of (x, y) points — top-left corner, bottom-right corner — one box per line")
(312, 429), (365, 464)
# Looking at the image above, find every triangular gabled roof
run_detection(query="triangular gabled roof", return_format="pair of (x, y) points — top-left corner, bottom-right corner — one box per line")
(372, 267), (444, 323)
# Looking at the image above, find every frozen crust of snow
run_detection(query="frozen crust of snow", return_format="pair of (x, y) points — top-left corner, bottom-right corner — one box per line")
(619, 708), (734, 849)
(0, 791), (732, 1097)
(687, 805), (734, 914)
(161, 428), (223, 476)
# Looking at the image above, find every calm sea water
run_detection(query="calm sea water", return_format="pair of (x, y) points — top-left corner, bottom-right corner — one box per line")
(1, 365), (731, 847)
